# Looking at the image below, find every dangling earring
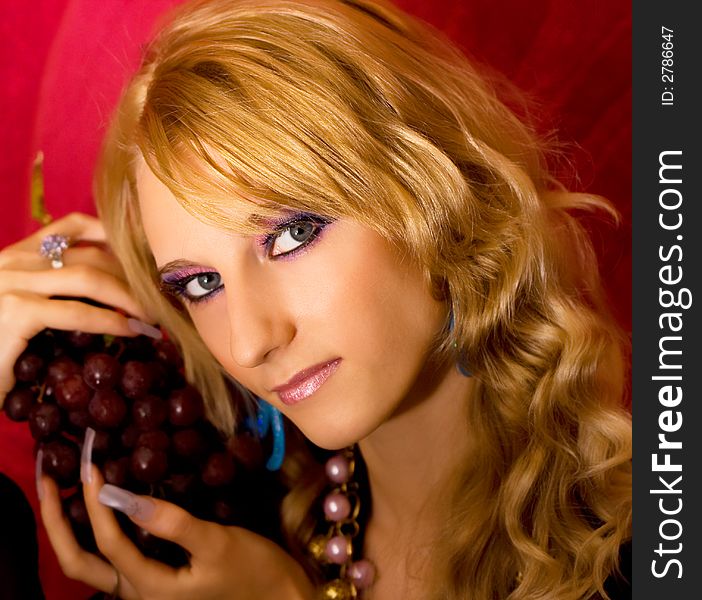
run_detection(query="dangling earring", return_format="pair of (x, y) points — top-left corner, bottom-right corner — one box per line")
(448, 306), (472, 377)
(456, 358), (472, 378)
(254, 399), (286, 471)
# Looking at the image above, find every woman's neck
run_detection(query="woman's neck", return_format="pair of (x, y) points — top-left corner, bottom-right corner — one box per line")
(358, 356), (474, 536)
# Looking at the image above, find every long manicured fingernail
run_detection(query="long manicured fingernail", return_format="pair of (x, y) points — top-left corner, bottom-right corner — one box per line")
(98, 484), (155, 521)
(81, 427), (96, 484)
(127, 318), (162, 340)
(35, 449), (44, 501)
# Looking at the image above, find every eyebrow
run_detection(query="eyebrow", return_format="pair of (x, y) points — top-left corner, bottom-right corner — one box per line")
(155, 210), (298, 278)
(157, 259), (201, 279)
(248, 210), (296, 229)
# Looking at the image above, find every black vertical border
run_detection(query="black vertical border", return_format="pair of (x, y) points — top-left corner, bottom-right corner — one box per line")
(632, 2), (701, 597)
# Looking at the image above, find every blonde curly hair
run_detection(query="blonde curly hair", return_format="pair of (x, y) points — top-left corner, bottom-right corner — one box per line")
(95, 0), (632, 597)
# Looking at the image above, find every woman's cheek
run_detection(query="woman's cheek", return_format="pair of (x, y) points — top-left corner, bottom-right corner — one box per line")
(189, 306), (232, 366)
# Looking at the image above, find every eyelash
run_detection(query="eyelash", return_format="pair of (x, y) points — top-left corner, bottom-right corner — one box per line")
(160, 271), (222, 307)
(161, 213), (333, 306)
(259, 212), (332, 259)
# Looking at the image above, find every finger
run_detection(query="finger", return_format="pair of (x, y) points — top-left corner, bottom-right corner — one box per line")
(83, 465), (182, 596)
(0, 291), (146, 400)
(99, 484), (228, 563)
(1, 213), (106, 267)
(27, 212), (108, 247)
(0, 212), (110, 274)
(63, 246), (128, 280)
(0, 266), (151, 322)
(0, 245), (127, 280)
(1, 213), (107, 262)
(0, 290), (144, 340)
(38, 475), (139, 599)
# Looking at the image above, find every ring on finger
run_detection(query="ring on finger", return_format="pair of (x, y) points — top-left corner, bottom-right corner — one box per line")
(39, 234), (71, 269)
(109, 565), (121, 600)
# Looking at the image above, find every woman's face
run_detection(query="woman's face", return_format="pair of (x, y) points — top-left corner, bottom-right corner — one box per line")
(137, 164), (447, 449)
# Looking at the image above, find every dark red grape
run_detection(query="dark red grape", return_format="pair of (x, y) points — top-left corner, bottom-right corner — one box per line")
(133, 525), (159, 551)
(65, 330), (98, 350)
(131, 446), (168, 483)
(212, 498), (238, 524)
(91, 429), (115, 457)
(168, 386), (204, 427)
(168, 472), (197, 496)
(55, 373), (91, 411)
(67, 409), (91, 430)
(42, 439), (80, 486)
(229, 433), (264, 470)
(132, 395), (168, 431)
(137, 430), (170, 452)
(4, 388), (36, 421)
(28, 403), (62, 439)
(65, 492), (90, 527)
(172, 428), (207, 459)
(120, 361), (155, 399)
(154, 339), (183, 369)
(83, 353), (121, 390)
(13, 352), (45, 383)
(46, 356), (82, 388)
(120, 423), (141, 449)
(132, 525), (189, 567)
(202, 452), (235, 487)
(149, 362), (169, 393)
(104, 456), (131, 487)
(88, 390), (127, 428)
(27, 329), (59, 357)
(9, 324), (280, 567)
(123, 337), (156, 362)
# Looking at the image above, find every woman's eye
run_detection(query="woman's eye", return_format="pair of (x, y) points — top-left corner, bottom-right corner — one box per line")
(269, 220), (320, 257)
(182, 272), (222, 300)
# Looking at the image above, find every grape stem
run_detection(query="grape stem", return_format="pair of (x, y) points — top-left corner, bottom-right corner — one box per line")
(36, 381), (47, 404)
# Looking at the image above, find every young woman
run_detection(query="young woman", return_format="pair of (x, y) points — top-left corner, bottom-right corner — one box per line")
(0, 0), (631, 598)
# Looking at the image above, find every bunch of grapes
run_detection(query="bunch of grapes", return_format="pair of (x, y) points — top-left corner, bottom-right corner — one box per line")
(4, 328), (284, 566)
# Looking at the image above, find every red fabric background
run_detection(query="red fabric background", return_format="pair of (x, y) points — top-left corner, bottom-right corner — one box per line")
(0, 1), (631, 598)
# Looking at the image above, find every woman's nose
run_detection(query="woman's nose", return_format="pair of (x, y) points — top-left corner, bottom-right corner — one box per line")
(225, 276), (294, 369)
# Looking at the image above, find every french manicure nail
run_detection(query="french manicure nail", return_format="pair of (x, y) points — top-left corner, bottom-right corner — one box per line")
(35, 449), (44, 501)
(81, 427), (96, 484)
(127, 318), (163, 340)
(99, 484), (155, 521)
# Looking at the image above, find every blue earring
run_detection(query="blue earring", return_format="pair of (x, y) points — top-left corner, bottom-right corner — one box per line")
(456, 359), (472, 378)
(448, 307), (472, 377)
(253, 399), (286, 471)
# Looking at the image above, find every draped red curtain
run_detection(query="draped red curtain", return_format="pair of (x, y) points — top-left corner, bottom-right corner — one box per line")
(0, 2), (631, 597)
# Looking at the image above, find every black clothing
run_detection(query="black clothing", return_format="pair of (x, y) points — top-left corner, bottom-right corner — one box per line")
(0, 472), (45, 600)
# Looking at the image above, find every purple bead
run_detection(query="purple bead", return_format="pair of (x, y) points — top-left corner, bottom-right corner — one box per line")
(324, 535), (350, 565)
(325, 454), (350, 484)
(39, 234), (70, 257)
(324, 492), (352, 521)
(348, 560), (376, 590)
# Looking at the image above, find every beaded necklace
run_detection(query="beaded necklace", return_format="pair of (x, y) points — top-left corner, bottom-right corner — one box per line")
(305, 447), (525, 598)
(308, 447), (376, 599)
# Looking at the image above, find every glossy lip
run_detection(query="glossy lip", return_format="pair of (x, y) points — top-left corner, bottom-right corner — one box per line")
(272, 358), (341, 406)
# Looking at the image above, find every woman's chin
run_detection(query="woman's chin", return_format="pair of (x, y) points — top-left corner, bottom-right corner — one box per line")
(294, 419), (373, 452)
(301, 429), (362, 452)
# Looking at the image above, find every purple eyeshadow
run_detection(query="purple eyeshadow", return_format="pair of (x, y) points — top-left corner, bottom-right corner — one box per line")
(160, 266), (212, 285)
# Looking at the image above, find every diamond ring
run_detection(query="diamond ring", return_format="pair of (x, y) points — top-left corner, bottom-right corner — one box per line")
(39, 234), (71, 269)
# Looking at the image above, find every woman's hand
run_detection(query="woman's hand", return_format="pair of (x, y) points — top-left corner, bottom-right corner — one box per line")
(0, 212), (154, 408)
(38, 462), (315, 600)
